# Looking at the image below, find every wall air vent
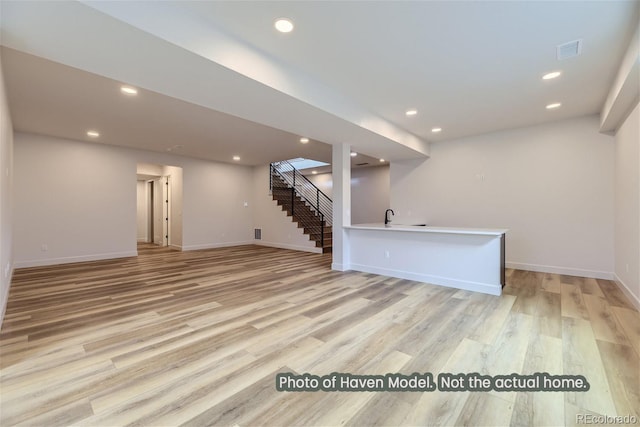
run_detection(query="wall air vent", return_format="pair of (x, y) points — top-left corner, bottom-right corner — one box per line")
(556, 39), (582, 60)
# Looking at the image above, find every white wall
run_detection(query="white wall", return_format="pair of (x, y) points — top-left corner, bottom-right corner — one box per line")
(351, 166), (390, 224)
(137, 163), (163, 177)
(181, 160), (252, 250)
(0, 58), (14, 328)
(614, 102), (639, 307)
(307, 172), (333, 199)
(391, 115), (615, 279)
(136, 180), (148, 242)
(252, 165), (319, 253)
(13, 132), (255, 266)
(307, 165), (390, 225)
(14, 133), (138, 266)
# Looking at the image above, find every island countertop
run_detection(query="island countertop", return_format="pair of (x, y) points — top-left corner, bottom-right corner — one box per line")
(346, 223), (508, 236)
(341, 222), (507, 295)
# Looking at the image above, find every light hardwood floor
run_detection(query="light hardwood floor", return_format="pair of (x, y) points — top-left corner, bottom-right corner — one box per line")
(1, 244), (638, 426)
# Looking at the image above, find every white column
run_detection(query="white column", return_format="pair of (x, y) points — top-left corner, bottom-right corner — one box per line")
(332, 143), (351, 271)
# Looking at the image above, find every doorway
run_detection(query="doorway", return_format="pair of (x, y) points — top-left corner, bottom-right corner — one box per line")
(136, 163), (183, 250)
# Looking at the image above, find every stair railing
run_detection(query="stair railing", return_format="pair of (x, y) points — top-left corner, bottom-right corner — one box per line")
(270, 161), (333, 247)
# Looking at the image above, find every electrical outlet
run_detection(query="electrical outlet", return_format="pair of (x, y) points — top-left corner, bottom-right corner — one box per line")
(243, 201), (249, 207)
(384, 250), (390, 259)
(41, 244), (48, 252)
(626, 264), (630, 273)
(3, 262), (10, 278)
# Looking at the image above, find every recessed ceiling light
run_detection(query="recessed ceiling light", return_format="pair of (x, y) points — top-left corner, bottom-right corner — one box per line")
(379, 159), (385, 163)
(542, 71), (561, 80)
(431, 127), (442, 133)
(405, 109), (418, 116)
(312, 170), (318, 175)
(275, 18), (294, 33)
(350, 152), (357, 157)
(233, 155), (241, 161)
(120, 86), (138, 95)
(300, 137), (309, 144)
(546, 102), (562, 110)
(87, 130), (100, 138)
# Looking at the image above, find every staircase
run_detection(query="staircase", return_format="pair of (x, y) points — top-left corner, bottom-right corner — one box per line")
(271, 162), (333, 253)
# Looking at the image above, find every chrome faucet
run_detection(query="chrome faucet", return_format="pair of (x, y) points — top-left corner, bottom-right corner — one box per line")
(384, 209), (395, 225)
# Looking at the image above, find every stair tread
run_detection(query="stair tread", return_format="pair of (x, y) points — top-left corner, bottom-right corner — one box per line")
(271, 173), (332, 247)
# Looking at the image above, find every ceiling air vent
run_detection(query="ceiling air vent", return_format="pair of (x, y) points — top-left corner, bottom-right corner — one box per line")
(556, 39), (582, 60)
(356, 162), (369, 166)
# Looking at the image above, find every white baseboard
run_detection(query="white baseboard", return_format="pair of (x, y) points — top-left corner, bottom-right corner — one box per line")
(348, 263), (502, 296)
(614, 274), (640, 311)
(169, 244), (183, 251)
(14, 251), (138, 269)
(255, 241), (322, 254)
(506, 262), (614, 280)
(331, 262), (348, 271)
(181, 241), (255, 251)
(0, 262), (14, 330)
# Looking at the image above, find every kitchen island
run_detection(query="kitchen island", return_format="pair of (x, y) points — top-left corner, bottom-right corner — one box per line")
(345, 223), (507, 296)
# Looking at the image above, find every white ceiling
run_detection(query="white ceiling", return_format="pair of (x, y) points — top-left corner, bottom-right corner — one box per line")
(1, 47), (333, 165)
(0, 1), (637, 166)
(180, 0), (638, 140)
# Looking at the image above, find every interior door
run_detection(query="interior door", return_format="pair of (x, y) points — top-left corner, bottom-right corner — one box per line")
(165, 176), (171, 247)
(153, 178), (164, 245)
(147, 181), (153, 242)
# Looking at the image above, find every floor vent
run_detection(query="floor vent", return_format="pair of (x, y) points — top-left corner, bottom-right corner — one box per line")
(254, 228), (262, 240)
(557, 39), (582, 60)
